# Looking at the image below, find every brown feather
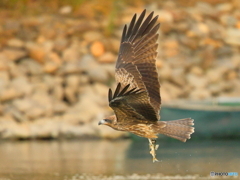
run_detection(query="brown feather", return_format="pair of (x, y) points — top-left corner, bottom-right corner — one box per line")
(115, 10), (161, 121)
(100, 10), (195, 163)
(155, 118), (195, 142)
(109, 84), (158, 122)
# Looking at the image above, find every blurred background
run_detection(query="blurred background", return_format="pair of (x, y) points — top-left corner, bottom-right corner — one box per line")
(0, 0), (239, 179)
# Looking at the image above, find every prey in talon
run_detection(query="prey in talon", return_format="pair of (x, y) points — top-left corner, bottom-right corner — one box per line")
(98, 10), (195, 162)
(149, 139), (159, 162)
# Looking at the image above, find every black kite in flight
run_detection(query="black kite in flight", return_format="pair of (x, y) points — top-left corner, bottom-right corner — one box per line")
(98, 9), (194, 162)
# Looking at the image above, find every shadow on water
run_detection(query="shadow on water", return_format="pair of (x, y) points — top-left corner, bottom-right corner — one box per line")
(0, 140), (239, 180)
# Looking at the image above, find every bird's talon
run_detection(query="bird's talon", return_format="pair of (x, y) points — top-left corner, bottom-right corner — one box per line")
(153, 157), (159, 163)
(148, 139), (159, 163)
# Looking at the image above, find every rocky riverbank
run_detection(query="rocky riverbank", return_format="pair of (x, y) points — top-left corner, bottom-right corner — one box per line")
(0, 1), (239, 139)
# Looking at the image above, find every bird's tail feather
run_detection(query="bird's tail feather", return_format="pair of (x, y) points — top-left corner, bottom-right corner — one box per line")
(157, 118), (194, 142)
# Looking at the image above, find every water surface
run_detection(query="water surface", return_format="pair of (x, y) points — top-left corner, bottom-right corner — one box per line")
(0, 140), (239, 180)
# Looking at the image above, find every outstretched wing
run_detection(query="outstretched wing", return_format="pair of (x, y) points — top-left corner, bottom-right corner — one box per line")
(115, 9), (161, 120)
(109, 83), (158, 123)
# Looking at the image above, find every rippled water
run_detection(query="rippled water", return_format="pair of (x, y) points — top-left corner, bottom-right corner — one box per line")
(0, 140), (239, 180)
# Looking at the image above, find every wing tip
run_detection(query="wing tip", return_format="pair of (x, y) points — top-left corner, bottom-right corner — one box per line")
(108, 88), (113, 102)
(110, 83), (144, 101)
(123, 9), (159, 43)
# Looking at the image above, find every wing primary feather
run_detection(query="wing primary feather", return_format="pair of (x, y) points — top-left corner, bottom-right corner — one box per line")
(124, 87), (144, 96)
(150, 23), (161, 35)
(118, 84), (130, 96)
(124, 87), (137, 95)
(133, 23), (160, 49)
(132, 88), (144, 94)
(108, 88), (113, 102)
(134, 33), (158, 54)
(126, 14), (136, 39)
(113, 10), (161, 121)
(135, 43), (158, 59)
(142, 15), (159, 35)
(113, 83), (121, 99)
(130, 9), (146, 41)
(135, 11), (154, 37)
(121, 25), (127, 43)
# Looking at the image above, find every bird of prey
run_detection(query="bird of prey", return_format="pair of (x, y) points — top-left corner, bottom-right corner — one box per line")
(98, 9), (194, 162)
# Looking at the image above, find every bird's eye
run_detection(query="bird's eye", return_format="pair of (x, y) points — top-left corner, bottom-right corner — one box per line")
(104, 119), (111, 123)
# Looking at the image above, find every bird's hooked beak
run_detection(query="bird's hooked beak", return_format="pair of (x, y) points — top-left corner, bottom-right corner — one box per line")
(98, 119), (106, 125)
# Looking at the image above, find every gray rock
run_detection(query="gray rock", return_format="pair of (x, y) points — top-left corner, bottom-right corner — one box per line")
(79, 54), (97, 72)
(83, 31), (103, 42)
(92, 83), (109, 98)
(88, 67), (106, 81)
(169, 68), (186, 87)
(0, 87), (22, 102)
(196, 2), (217, 16)
(225, 28), (240, 46)
(0, 115), (30, 139)
(3, 20), (20, 33)
(205, 19), (225, 38)
(53, 37), (69, 52)
(189, 88), (211, 100)
(63, 93), (103, 124)
(186, 74), (208, 88)
(108, 38), (120, 53)
(8, 61), (26, 77)
(206, 67), (228, 83)
(2, 48), (27, 61)
(62, 44), (80, 62)
(59, 5), (72, 15)
(62, 111), (82, 124)
(42, 74), (56, 90)
(18, 58), (44, 75)
(0, 71), (10, 86)
(58, 61), (82, 74)
(11, 76), (33, 95)
(64, 86), (77, 104)
(43, 59), (60, 74)
(4, 105), (28, 122)
(80, 55), (109, 83)
(13, 98), (33, 113)
(231, 54), (240, 68)
(79, 74), (89, 85)
(30, 117), (60, 138)
(0, 104), (3, 115)
(25, 106), (46, 120)
(0, 55), (9, 70)
(7, 38), (24, 48)
(28, 91), (53, 118)
(101, 64), (115, 78)
(158, 63), (172, 80)
(59, 122), (97, 138)
(65, 74), (80, 88)
(190, 66), (203, 76)
(208, 84), (222, 96)
(98, 52), (116, 63)
(220, 14), (237, 27)
(216, 3), (233, 12)
(52, 100), (68, 114)
(160, 81), (183, 100)
(52, 85), (64, 101)
(31, 81), (50, 94)
(155, 10), (173, 23)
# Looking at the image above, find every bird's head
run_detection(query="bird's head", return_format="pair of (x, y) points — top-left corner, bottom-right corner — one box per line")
(98, 115), (116, 126)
